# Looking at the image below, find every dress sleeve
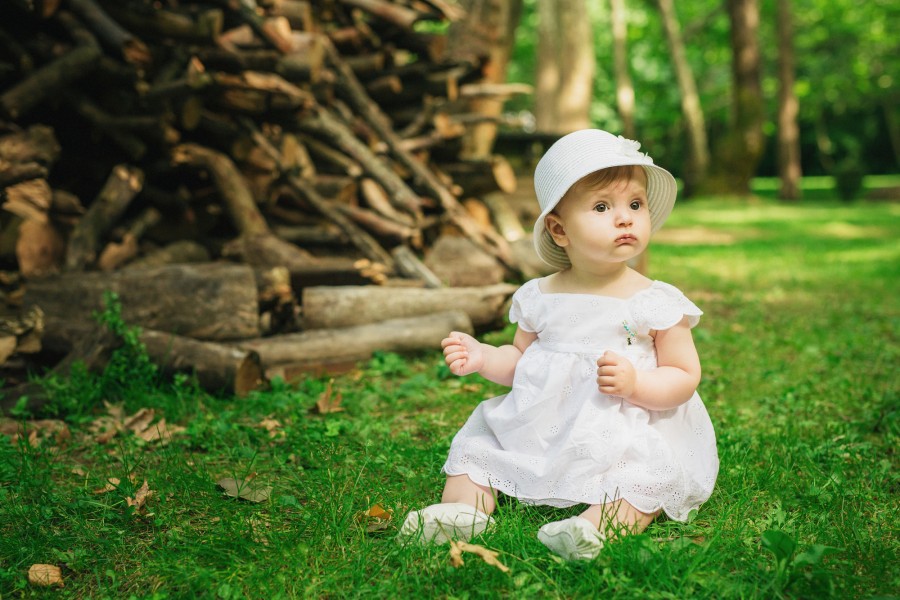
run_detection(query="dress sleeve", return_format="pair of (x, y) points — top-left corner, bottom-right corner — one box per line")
(508, 279), (540, 332)
(629, 281), (703, 334)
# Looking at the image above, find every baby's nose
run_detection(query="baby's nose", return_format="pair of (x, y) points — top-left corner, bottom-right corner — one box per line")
(614, 206), (633, 224)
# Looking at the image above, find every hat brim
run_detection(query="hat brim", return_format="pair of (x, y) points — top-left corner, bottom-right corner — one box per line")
(533, 164), (677, 270)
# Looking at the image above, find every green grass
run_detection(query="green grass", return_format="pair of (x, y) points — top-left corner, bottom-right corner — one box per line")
(1, 196), (899, 599)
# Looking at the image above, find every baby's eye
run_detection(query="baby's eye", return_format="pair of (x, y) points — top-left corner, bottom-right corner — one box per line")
(593, 203), (608, 212)
(630, 200), (643, 210)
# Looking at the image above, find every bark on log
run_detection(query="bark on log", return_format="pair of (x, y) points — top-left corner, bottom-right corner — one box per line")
(337, 0), (425, 30)
(171, 143), (270, 236)
(296, 133), (363, 177)
(482, 192), (526, 242)
(321, 39), (516, 270)
(97, 207), (162, 271)
(391, 245), (442, 289)
(5, 322), (266, 405)
(335, 203), (419, 243)
(123, 240), (211, 270)
(65, 164), (145, 271)
(2, 178), (52, 223)
(268, 1), (313, 30)
(67, 0), (151, 66)
(0, 161), (48, 188)
(439, 155), (517, 196)
(286, 175), (396, 272)
(140, 329), (266, 397)
(298, 108), (423, 219)
(102, 4), (223, 43)
(0, 17), (102, 119)
(0, 125), (61, 165)
(23, 263), (261, 341)
(221, 232), (317, 269)
(238, 310), (473, 375)
(301, 283), (516, 329)
(287, 257), (388, 289)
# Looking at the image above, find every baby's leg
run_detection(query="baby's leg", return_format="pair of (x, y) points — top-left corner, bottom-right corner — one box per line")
(441, 474), (497, 515)
(538, 499), (659, 560)
(397, 475), (495, 544)
(579, 499), (659, 538)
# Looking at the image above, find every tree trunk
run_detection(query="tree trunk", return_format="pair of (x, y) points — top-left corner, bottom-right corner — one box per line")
(447, 0), (524, 159)
(708, 0), (764, 195)
(776, 0), (802, 200)
(535, 0), (594, 133)
(610, 0), (635, 139)
(656, 0), (709, 197)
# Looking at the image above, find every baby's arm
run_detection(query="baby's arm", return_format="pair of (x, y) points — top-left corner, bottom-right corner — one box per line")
(596, 316), (701, 410)
(442, 327), (537, 387)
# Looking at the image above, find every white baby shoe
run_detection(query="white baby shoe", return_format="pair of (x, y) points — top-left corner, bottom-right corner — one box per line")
(397, 502), (493, 545)
(537, 516), (606, 560)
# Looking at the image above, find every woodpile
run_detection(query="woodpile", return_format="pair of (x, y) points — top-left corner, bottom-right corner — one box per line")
(0, 0), (540, 410)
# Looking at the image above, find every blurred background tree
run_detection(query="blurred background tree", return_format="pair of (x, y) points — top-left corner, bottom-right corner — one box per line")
(502, 0), (899, 198)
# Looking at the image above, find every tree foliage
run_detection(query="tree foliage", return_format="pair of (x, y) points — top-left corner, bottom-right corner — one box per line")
(506, 0), (898, 179)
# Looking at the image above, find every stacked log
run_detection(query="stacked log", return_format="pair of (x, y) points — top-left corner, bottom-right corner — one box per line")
(0, 0), (532, 408)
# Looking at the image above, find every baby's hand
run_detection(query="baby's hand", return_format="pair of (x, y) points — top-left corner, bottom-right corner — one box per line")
(441, 331), (485, 376)
(596, 351), (637, 398)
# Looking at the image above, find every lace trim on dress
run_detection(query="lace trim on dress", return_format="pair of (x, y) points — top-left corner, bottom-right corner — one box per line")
(629, 281), (702, 335)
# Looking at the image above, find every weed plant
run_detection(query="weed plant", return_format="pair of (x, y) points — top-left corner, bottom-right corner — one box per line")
(0, 197), (897, 599)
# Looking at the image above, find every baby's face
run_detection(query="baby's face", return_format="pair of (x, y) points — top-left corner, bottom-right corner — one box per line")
(546, 168), (651, 267)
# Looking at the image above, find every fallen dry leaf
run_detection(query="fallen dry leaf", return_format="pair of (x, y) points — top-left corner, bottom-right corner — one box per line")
(314, 379), (344, 414)
(217, 477), (271, 503)
(448, 540), (510, 573)
(126, 480), (153, 513)
(0, 418), (70, 447)
(355, 503), (393, 533)
(124, 408), (155, 434)
(92, 405), (183, 445)
(103, 401), (125, 421)
(258, 417), (283, 438)
(92, 416), (122, 444)
(27, 564), (63, 587)
(92, 477), (121, 495)
(135, 418), (185, 444)
(249, 516), (271, 546)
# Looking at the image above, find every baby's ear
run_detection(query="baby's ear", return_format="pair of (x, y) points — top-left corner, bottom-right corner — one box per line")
(544, 213), (569, 247)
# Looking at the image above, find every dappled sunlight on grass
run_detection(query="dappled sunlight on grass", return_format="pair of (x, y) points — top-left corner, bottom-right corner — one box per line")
(824, 244), (900, 265)
(653, 226), (748, 245)
(668, 197), (900, 229)
(816, 221), (895, 240)
(1, 196), (897, 598)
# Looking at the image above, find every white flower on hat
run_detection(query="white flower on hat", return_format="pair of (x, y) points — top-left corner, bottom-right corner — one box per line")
(617, 135), (650, 162)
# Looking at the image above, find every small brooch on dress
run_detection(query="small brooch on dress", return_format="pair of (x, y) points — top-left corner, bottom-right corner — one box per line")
(623, 320), (636, 345)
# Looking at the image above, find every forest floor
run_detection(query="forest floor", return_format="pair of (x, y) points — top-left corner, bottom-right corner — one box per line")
(1, 184), (898, 599)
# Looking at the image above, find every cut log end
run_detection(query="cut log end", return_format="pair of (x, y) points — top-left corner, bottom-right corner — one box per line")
(235, 349), (266, 397)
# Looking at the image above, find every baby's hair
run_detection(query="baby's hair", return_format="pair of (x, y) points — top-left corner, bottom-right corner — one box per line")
(564, 165), (646, 201)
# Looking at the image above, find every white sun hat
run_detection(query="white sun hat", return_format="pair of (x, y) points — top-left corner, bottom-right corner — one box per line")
(532, 129), (678, 270)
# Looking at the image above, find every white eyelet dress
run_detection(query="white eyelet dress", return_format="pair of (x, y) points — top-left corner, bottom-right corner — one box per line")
(442, 278), (719, 521)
